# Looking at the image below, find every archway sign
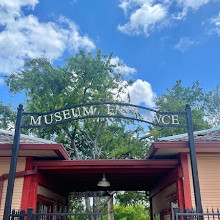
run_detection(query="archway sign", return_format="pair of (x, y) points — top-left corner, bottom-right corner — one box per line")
(4, 102), (202, 219)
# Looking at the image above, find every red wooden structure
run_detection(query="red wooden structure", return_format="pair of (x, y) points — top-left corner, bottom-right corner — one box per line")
(1, 127), (220, 219)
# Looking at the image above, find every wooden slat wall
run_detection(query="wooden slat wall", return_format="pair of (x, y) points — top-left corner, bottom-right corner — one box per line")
(188, 154), (220, 210)
(0, 157), (26, 219)
(38, 185), (66, 205)
(152, 183), (176, 217)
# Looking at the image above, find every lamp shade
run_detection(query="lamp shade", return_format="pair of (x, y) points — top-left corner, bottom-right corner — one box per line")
(97, 174), (110, 187)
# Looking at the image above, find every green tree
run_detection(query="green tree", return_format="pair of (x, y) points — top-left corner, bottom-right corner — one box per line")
(204, 85), (220, 126)
(116, 191), (148, 206)
(0, 101), (16, 130)
(6, 50), (145, 159)
(103, 203), (150, 220)
(150, 80), (212, 139)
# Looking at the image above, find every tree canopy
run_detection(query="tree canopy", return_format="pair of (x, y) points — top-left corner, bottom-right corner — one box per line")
(0, 101), (15, 130)
(149, 80), (213, 139)
(6, 50), (147, 160)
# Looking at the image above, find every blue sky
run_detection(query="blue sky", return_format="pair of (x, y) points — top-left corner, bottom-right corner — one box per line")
(0, 0), (220, 108)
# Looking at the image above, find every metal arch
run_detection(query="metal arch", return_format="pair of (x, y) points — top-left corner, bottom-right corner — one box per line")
(22, 101), (186, 116)
(21, 102), (187, 129)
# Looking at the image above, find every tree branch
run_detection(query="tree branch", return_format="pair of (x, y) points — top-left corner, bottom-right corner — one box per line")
(98, 191), (116, 213)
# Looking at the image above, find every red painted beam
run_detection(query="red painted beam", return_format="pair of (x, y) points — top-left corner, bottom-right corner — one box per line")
(37, 166), (177, 172)
(0, 166), (37, 182)
(33, 159), (178, 167)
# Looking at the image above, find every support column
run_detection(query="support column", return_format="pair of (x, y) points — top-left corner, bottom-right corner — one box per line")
(180, 153), (192, 209)
(185, 104), (202, 213)
(3, 104), (23, 220)
(150, 197), (153, 220)
(176, 174), (184, 211)
(21, 157), (38, 212)
(28, 180), (38, 211)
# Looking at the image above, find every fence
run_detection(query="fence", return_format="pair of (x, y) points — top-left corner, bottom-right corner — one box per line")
(9, 208), (103, 220)
(174, 207), (220, 220)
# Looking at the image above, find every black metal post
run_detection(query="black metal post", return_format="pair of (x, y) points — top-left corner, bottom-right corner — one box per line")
(185, 104), (203, 213)
(3, 104), (23, 220)
(173, 207), (180, 220)
(26, 208), (34, 220)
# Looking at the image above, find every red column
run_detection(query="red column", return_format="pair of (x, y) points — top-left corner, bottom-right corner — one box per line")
(28, 179), (38, 211)
(20, 157), (38, 211)
(176, 168), (185, 211)
(177, 153), (192, 210)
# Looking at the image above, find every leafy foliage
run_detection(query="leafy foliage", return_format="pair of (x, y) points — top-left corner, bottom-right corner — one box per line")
(6, 50), (147, 160)
(103, 203), (150, 220)
(204, 85), (220, 126)
(149, 80), (212, 139)
(116, 191), (148, 206)
(0, 101), (16, 130)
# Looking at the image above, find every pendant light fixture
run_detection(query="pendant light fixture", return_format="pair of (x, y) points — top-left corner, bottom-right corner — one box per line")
(97, 174), (110, 187)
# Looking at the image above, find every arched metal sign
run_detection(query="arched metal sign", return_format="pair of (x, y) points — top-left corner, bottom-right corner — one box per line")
(21, 102), (187, 128)
(3, 102), (202, 219)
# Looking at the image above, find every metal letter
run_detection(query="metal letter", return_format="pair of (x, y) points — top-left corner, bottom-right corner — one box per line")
(62, 109), (71, 120)
(161, 115), (171, 124)
(30, 115), (42, 125)
(54, 111), (62, 122)
(83, 106), (96, 116)
(155, 114), (162, 124)
(107, 104), (114, 115)
(71, 108), (78, 117)
(44, 114), (53, 124)
(171, 115), (179, 125)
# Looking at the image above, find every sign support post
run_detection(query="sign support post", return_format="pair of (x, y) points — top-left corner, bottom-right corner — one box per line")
(3, 104), (23, 220)
(185, 104), (203, 213)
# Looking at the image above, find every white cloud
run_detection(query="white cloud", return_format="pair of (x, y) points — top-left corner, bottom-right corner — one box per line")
(117, 79), (156, 107)
(59, 16), (95, 51)
(0, 0), (39, 24)
(174, 37), (199, 52)
(209, 13), (220, 36)
(118, 0), (213, 36)
(118, 1), (168, 36)
(128, 79), (156, 107)
(211, 13), (220, 26)
(173, 0), (211, 20)
(176, 0), (210, 10)
(110, 57), (136, 76)
(0, 0), (95, 74)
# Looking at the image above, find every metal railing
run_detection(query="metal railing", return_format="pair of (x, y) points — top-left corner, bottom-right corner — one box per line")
(9, 208), (103, 220)
(174, 207), (220, 220)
